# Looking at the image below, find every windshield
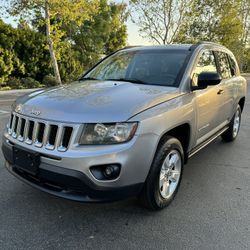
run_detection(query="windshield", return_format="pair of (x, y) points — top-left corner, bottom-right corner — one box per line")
(83, 49), (189, 86)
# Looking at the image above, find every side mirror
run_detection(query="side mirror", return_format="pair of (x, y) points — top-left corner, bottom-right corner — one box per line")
(193, 72), (221, 90)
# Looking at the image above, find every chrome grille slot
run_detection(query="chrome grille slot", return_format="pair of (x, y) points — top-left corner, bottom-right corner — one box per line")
(58, 127), (73, 152)
(7, 112), (74, 152)
(46, 125), (58, 150)
(49, 125), (58, 145)
(34, 122), (45, 148)
(28, 121), (34, 142)
(37, 123), (45, 143)
(8, 114), (13, 134)
(8, 114), (14, 132)
(62, 127), (73, 148)
(12, 116), (19, 138)
(17, 118), (26, 141)
(11, 115), (16, 131)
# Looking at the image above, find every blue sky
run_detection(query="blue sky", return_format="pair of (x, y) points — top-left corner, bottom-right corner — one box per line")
(1, 0), (151, 45)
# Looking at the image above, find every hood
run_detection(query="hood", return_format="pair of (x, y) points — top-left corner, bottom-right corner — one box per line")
(15, 80), (182, 123)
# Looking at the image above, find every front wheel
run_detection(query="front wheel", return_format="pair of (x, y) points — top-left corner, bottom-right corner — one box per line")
(138, 136), (184, 210)
(221, 105), (241, 142)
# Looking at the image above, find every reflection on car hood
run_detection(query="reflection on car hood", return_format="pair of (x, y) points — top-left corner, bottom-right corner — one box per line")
(15, 80), (183, 123)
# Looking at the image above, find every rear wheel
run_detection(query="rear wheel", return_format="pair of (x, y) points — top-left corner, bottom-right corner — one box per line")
(138, 136), (184, 210)
(221, 105), (241, 142)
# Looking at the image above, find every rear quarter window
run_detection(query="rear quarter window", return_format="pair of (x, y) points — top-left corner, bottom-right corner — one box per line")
(228, 55), (238, 76)
(216, 51), (232, 79)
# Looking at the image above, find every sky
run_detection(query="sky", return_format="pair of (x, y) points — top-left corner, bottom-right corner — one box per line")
(1, 0), (151, 46)
(113, 0), (151, 45)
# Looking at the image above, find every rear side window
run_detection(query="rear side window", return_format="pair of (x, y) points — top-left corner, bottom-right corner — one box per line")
(193, 50), (218, 75)
(228, 55), (238, 76)
(216, 51), (232, 79)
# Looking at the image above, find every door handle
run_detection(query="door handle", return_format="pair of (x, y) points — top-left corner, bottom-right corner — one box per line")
(217, 89), (224, 95)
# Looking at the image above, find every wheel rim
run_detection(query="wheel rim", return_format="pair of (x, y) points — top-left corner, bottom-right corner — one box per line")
(233, 109), (240, 138)
(159, 149), (182, 199)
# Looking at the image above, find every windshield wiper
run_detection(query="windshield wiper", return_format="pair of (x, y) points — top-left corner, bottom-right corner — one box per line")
(105, 78), (149, 85)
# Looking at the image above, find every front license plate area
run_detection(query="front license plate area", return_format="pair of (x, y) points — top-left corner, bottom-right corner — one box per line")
(13, 146), (40, 175)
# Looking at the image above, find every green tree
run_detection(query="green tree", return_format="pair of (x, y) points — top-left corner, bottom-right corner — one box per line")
(5, 0), (98, 84)
(239, 0), (250, 71)
(240, 0), (250, 47)
(175, 1), (242, 50)
(104, 3), (128, 54)
(71, 0), (128, 67)
(0, 18), (52, 87)
(0, 48), (15, 84)
(13, 23), (51, 81)
(0, 19), (25, 85)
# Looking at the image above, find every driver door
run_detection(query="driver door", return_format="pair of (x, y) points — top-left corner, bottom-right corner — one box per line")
(192, 50), (225, 146)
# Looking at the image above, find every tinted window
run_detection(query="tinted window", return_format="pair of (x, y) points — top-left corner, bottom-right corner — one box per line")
(216, 51), (232, 79)
(85, 50), (189, 86)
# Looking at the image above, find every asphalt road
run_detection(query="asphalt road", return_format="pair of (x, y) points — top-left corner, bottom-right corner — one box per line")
(0, 80), (250, 250)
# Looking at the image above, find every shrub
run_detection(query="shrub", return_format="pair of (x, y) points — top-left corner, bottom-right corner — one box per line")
(6, 77), (23, 89)
(42, 75), (58, 87)
(21, 77), (41, 88)
(0, 86), (11, 90)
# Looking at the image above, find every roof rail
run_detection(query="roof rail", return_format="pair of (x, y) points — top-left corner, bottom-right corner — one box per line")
(120, 45), (143, 50)
(196, 41), (221, 46)
(189, 41), (223, 51)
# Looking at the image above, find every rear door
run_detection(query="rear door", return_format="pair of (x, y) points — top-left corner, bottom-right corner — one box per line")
(215, 51), (238, 122)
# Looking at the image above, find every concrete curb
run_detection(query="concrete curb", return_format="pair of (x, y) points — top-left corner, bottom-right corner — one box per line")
(242, 73), (250, 78)
(0, 88), (41, 95)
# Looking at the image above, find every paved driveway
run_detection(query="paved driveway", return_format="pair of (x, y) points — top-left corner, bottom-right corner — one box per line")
(0, 80), (249, 250)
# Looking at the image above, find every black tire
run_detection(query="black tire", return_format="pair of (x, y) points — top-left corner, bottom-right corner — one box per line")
(221, 105), (241, 142)
(138, 136), (184, 210)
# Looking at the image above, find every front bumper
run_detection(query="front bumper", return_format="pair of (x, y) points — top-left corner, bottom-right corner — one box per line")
(2, 131), (159, 202)
(2, 141), (143, 202)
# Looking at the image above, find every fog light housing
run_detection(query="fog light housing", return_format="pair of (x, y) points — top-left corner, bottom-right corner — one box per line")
(90, 164), (121, 180)
(104, 165), (120, 179)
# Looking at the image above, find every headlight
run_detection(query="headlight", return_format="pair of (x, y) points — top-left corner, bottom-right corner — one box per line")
(79, 122), (138, 145)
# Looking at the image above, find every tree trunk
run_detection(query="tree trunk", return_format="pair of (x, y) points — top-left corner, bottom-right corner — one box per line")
(45, 0), (62, 85)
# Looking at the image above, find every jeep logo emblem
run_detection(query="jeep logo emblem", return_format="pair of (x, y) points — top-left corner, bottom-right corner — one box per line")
(30, 109), (41, 116)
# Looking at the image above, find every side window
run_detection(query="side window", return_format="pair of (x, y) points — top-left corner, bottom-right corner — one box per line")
(228, 55), (238, 76)
(216, 51), (232, 79)
(192, 50), (218, 86)
(194, 50), (217, 75)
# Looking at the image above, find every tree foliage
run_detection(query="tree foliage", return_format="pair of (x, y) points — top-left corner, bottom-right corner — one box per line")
(175, 0), (249, 69)
(176, 1), (242, 43)
(0, 19), (49, 86)
(72, 0), (128, 67)
(5, 0), (99, 84)
(129, 0), (250, 70)
(0, 0), (128, 88)
(129, 0), (193, 44)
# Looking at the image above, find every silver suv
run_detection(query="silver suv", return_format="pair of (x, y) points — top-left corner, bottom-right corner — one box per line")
(2, 42), (247, 210)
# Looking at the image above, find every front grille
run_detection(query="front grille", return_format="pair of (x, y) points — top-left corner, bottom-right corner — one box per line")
(7, 113), (74, 152)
